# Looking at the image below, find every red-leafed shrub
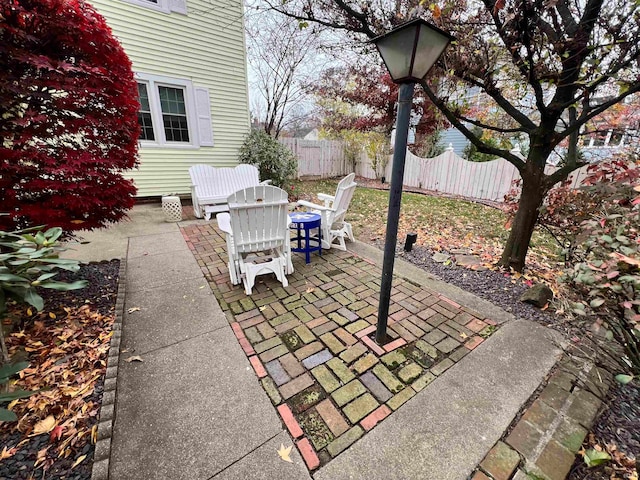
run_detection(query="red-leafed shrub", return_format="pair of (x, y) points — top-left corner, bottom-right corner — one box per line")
(0, 0), (140, 232)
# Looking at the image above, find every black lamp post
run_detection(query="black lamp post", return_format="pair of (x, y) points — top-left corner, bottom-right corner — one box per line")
(372, 19), (453, 345)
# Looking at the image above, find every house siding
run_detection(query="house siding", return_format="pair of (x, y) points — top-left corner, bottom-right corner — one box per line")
(90, 0), (250, 196)
(442, 128), (470, 157)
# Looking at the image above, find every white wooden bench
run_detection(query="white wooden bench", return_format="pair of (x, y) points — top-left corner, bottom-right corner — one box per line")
(189, 164), (271, 220)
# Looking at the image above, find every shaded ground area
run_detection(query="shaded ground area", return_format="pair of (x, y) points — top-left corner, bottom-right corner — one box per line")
(402, 245), (557, 326)
(0, 261), (118, 480)
(180, 223), (499, 470)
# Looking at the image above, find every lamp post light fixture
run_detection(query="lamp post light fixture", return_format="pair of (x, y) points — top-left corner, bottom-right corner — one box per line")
(372, 19), (453, 345)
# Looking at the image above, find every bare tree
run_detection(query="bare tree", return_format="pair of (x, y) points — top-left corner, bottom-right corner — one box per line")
(245, 8), (323, 138)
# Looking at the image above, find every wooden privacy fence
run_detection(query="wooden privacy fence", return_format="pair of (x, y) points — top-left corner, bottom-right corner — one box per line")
(279, 138), (348, 178)
(280, 139), (593, 202)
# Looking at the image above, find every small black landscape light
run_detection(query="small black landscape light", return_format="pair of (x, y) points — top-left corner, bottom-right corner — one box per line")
(404, 233), (418, 252)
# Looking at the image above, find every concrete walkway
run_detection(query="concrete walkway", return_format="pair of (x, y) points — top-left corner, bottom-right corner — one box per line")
(66, 204), (562, 480)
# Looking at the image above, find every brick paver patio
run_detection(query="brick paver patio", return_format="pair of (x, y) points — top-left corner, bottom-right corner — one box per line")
(180, 222), (498, 471)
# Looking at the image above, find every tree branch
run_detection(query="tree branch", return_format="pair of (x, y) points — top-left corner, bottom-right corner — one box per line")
(420, 80), (527, 173)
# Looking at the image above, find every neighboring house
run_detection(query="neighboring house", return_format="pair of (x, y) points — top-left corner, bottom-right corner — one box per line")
(302, 128), (319, 141)
(90, 0), (250, 197)
(441, 128), (469, 157)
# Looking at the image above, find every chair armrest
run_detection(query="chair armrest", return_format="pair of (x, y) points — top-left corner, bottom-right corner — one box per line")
(260, 179), (273, 185)
(317, 193), (334, 208)
(216, 213), (232, 234)
(317, 193), (334, 202)
(297, 200), (331, 211)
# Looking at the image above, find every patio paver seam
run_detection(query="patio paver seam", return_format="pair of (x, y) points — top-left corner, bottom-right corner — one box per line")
(206, 430), (284, 480)
(129, 323), (231, 357)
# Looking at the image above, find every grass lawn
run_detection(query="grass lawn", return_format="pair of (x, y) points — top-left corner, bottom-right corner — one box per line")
(292, 177), (560, 278)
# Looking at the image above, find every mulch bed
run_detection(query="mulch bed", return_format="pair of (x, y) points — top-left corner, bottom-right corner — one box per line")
(567, 380), (639, 480)
(0, 261), (119, 480)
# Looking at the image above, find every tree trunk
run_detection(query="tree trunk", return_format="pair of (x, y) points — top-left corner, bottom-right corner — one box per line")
(499, 170), (548, 272)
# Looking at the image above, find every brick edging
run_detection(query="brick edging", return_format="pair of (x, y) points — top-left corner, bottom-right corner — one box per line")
(470, 353), (610, 480)
(90, 258), (127, 480)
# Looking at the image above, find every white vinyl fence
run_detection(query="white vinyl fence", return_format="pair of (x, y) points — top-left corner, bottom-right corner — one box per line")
(280, 139), (593, 202)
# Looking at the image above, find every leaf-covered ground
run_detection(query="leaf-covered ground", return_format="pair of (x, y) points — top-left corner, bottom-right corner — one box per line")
(0, 261), (118, 479)
(293, 177), (561, 283)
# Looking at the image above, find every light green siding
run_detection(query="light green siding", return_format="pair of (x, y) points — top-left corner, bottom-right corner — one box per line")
(90, 0), (250, 197)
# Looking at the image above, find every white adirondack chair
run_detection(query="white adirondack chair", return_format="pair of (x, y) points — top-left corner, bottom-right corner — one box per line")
(297, 173), (357, 251)
(216, 185), (293, 295)
(189, 164), (271, 220)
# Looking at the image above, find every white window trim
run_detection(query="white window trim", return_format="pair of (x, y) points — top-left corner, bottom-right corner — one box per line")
(136, 72), (200, 149)
(583, 129), (628, 149)
(120, 0), (187, 15)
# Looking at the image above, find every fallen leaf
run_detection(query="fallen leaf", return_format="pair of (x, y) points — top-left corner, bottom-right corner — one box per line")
(614, 374), (634, 384)
(50, 425), (64, 442)
(277, 443), (293, 463)
(0, 446), (16, 461)
(259, 306), (267, 311)
(125, 356), (143, 363)
(306, 287), (315, 293)
(459, 332), (468, 339)
(127, 307), (141, 314)
(71, 454), (87, 468)
(32, 416), (56, 436)
(583, 448), (611, 467)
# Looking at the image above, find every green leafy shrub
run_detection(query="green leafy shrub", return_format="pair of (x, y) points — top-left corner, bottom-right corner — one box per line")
(462, 126), (514, 162)
(0, 227), (88, 315)
(0, 362), (34, 421)
(239, 130), (297, 189)
(0, 227), (88, 361)
(562, 161), (640, 376)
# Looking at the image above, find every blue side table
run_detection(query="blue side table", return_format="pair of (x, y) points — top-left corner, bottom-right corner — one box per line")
(289, 212), (322, 264)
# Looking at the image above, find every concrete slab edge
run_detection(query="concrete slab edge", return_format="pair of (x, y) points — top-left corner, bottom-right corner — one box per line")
(348, 240), (515, 325)
(91, 257), (127, 480)
(470, 350), (611, 480)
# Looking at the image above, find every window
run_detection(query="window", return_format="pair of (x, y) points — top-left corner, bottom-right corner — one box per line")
(159, 86), (189, 142)
(583, 129), (627, 148)
(120, 0), (187, 14)
(135, 73), (213, 148)
(137, 83), (155, 141)
(592, 131), (607, 147)
(609, 130), (625, 147)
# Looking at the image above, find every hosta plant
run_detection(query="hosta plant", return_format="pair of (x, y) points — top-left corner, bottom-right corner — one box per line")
(0, 362), (34, 421)
(0, 227), (88, 361)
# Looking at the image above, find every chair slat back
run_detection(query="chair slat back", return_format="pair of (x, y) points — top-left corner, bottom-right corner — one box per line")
(330, 173), (357, 226)
(189, 164), (261, 198)
(228, 186), (289, 254)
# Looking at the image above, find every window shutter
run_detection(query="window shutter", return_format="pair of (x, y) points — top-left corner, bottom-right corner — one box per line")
(194, 87), (214, 147)
(169, 0), (187, 14)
